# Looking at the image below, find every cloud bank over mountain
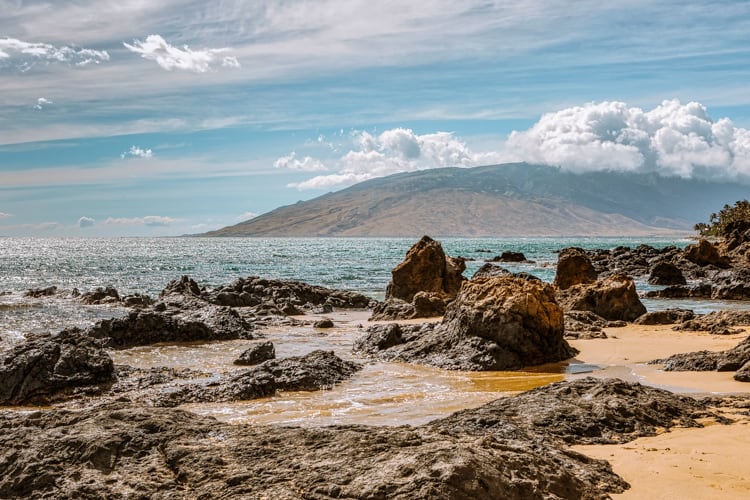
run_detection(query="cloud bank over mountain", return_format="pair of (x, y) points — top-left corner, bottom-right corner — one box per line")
(282, 100), (750, 190)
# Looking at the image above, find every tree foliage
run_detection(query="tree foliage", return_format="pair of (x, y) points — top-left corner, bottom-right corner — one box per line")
(694, 200), (750, 237)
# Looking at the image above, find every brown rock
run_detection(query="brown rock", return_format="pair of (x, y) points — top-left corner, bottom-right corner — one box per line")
(553, 247), (598, 290)
(684, 239), (731, 268)
(556, 273), (646, 322)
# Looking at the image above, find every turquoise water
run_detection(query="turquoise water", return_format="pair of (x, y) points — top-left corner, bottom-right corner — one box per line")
(2, 235), (746, 343)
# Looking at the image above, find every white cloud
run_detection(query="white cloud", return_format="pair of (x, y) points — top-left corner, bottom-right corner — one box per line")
(0, 212), (12, 218)
(121, 145), (153, 159)
(235, 211), (258, 222)
(274, 152), (327, 172)
(123, 35), (240, 73)
(286, 128), (502, 189)
(77, 216), (95, 228)
(33, 97), (52, 110)
(0, 37), (109, 71)
(104, 216), (176, 227)
(504, 99), (750, 181)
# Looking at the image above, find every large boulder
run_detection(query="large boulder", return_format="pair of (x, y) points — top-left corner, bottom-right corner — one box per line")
(556, 273), (646, 322)
(553, 247), (598, 290)
(358, 276), (576, 371)
(684, 239), (731, 268)
(371, 236), (466, 320)
(647, 262), (686, 285)
(0, 329), (114, 405)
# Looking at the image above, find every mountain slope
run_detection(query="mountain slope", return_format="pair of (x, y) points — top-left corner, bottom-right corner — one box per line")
(204, 163), (749, 237)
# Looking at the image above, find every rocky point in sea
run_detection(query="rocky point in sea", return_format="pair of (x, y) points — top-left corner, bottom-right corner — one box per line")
(358, 274), (576, 371)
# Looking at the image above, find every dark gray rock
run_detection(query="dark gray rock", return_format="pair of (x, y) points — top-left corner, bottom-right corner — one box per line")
(159, 350), (361, 405)
(673, 310), (750, 335)
(313, 318), (335, 328)
(563, 310), (627, 339)
(656, 336), (750, 382)
(23, 286), (58, 298)
(472, 263), (512, 279)
(234, 341), (276, 366)
(648, 262), (686, 285)
(79, 286), (120, 305)
(0, 329), (114, 405)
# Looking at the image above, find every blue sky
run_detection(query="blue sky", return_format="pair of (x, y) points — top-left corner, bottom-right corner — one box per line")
(2, 0), (750, 236)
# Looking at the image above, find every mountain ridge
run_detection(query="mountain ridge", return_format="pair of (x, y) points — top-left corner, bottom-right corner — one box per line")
(202, 163), (748, 237)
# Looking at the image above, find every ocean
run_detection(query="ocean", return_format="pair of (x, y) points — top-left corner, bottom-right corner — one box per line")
(2, 236), (748, 426)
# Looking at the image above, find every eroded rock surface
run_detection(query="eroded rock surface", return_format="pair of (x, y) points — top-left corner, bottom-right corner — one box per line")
(556, 273), (646, 322)
(656, 336), (750, 382)
(0, 329), (114, 405)
(672, 310), (750, 335)
(359, 276), (575, 370)
(234, 340), (276, 366)
(553, 247), (598, 290)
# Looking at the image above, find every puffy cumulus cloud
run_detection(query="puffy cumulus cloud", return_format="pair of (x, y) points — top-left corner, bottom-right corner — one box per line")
(121, 145), (153, 159)
(33, 97), (52, 110)
(287, 128), (502, 190)
(0, 37), (109, 71)
(273, 152), (327, 172)
(77, 216), (95, 228)
(504, 99), (750, 181)
(123, 35), (241, 73)
(104, 216), (176, 227)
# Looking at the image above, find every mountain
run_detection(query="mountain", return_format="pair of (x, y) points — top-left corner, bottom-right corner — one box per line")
(203, 163), (749, 237)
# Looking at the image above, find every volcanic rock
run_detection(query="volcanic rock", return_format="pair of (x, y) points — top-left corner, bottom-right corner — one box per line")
(657, 336), (750, 382)
(672, 310), (750, 335)
(79, 286), (120, 305)
(556, 273), (646, 322)
(647, 262), (686, 285)
(0, 329), (114, 405)
(371, 236), (466, 320)
(234, 341), (276, 366)
(684, 239), (731, 268)
(358, 276), (576, 370)
(553, 247), (598, 290)
(634, 309), (695, 325)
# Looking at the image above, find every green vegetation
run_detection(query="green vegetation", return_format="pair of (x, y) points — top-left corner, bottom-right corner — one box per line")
(695, 200), (750, 236)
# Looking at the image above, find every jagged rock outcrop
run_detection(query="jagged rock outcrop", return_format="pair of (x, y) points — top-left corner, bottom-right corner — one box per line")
(656, 336), (750, 382)
(0, 378), (723, 499)
(634, 309), (695, 325)
(358, 276), (576, 370)
(563, 311), (626, 339)
(472, 263), (512, 279)
(158, 350), (361, 405)
(684, 239), (731, 268)
(234, 341), (276, 366)
(487, 251), (528, 262)
(672, 310), (750, 335)
(553, 247), (598, 290)
(23, 286), (58, 298)
(556, 273), (646, 322)
(0, 329), (114, 405)
(371, 236), (466, 320)
(79, 286), (120, 305)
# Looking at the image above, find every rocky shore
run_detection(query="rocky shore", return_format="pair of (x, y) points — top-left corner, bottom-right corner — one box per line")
(2, 232), (750, 498)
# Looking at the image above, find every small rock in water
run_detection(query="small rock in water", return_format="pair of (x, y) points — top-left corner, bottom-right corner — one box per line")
(313, 318), (334, 328)
(234, 341), (276, 366)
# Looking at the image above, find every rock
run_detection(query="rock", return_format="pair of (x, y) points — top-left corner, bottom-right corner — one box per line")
(160, 275), (203, 298)
(648, 262), (686, 285)
(556, 273), (646, 322)
(86, 307), (253, 349)
(563, 310), (622, 339)
(634, 309), (695, 325)
(372, 236), (466, 320)
(489, 251), (527, 262)
(708, 268), (750, 300)
(79, 286), (121, 305)
(313, 318), (334, 328)
(234, 341), (276, 366)
(23, 286), (58, 298)
(160, 350), (361, 405)
(472, 263), (512, 279)
(432, 377), (715, 444)
(672, 310), (750, 335)
(657, 336), (750, 382)
(684, 239), (731, 268)
(357, 276), (576, 371)
(0, 329), (114, 405)
(553, 247), (598, 290)
(121, 293), (153, 308)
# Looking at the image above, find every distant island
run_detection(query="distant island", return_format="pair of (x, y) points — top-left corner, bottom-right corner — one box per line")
(202, 163), (748, 237)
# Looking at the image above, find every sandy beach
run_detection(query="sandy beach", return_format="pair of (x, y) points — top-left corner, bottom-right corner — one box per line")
(569, 324), (750, 498)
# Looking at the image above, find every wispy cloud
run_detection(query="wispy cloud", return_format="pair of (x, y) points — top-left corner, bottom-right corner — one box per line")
(0, 212), (13, 218)
(121, 145), (153, 159)
(235, 211), (258, 222)
(0, 37), (109, 71)
(274, 152), (327, 172)
(123, 34), (240, 73)
(77, 216), (95, 228)
(104, 215), (177, 227)
(33, 97), (52, 110)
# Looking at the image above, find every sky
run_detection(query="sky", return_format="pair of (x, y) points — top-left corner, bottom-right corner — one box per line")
(2, 0), (750, 236)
